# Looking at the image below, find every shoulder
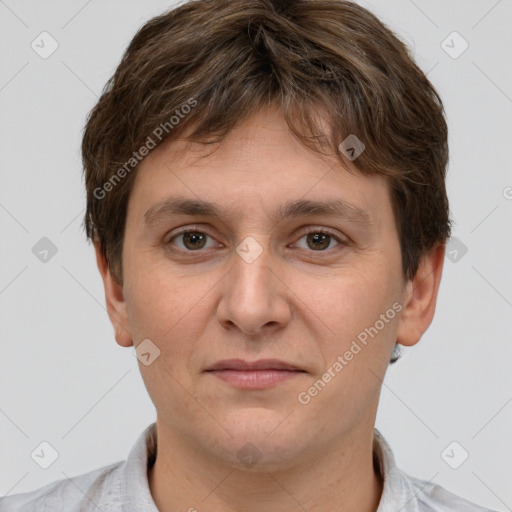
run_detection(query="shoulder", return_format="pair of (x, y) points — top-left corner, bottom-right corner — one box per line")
(408, 474), (499, 512)
(0, 461), (124, 512)
(373, 429), (498, 512)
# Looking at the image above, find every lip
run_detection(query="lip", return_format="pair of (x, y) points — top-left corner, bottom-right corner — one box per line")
(206, 358), (303, 371)
(205, 359), (306, 389)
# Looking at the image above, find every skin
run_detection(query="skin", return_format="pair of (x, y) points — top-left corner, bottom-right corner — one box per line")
(95, 105), (445, 512)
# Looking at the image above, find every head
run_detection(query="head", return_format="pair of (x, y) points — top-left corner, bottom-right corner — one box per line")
(83, 0), (450, 468)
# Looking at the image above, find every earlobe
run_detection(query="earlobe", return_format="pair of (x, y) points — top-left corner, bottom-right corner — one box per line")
(93, 242), (133, 348)
(396, 243), (446, 347)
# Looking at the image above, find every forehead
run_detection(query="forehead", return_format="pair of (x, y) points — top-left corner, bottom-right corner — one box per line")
(127, 108), (392, 230)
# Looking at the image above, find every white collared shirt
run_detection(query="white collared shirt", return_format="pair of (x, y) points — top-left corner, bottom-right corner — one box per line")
(0, 423), (497, 511)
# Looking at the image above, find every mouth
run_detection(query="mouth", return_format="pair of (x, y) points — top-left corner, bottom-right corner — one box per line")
(205, 359), (306, 389)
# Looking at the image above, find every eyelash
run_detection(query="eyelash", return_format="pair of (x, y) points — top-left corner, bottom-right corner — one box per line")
(165, 225), (347, 254)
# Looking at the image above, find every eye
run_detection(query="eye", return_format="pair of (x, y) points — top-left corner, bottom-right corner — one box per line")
(293, 228), (344, 251)
(166, 227), (220, 251)
(165, 226), (346, 253)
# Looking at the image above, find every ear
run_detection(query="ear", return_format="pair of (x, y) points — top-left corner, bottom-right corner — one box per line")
(93, 241), (133, 348)
(396, 243), (446, 347)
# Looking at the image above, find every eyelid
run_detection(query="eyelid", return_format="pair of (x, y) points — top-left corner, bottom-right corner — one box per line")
(165, 224), (206, 241)
(297, 226), (349, 243)
(165, 225), (222, 247)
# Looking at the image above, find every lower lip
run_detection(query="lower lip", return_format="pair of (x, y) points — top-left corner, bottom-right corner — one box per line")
(207, 369), (304, 389)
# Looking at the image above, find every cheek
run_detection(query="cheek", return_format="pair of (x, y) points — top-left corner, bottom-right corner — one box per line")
(124, 246), (189, 331)
(294, 268), (400, 426)
(307, 266), (392, 334)
(123, 266), (220, 436)
(124, 259), (215, 375)
(300, 260), (402, 386)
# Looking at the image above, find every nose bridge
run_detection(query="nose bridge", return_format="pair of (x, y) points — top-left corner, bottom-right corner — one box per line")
(231, 234), (274, 304)
(217, 234), (289, 335)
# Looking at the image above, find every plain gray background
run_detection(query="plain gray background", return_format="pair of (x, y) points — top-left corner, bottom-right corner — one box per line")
(0, 0), (511, 510)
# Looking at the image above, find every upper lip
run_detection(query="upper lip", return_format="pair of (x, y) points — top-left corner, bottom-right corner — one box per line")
(206, 359), (304, 372)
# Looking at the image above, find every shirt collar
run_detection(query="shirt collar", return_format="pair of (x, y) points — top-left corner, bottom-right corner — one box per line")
(120, 422), (159, 512)
(373, 427), (422, 512)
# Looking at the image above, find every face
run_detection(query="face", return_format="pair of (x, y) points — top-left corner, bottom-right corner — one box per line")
(99, 106), (438, 471)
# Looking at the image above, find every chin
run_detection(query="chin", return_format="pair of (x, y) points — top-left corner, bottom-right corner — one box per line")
(200, 411), (311, 471)
(215, 438), (306, 473)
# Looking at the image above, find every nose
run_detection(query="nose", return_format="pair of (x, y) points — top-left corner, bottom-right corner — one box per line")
(216, 239), (292, 338)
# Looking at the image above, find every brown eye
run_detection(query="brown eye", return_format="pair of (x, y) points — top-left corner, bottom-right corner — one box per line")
(167, 229), (218, 251)
(181, 231), (207, 250)
(306, 232), (332, 250)
(294, 229), (342, 252)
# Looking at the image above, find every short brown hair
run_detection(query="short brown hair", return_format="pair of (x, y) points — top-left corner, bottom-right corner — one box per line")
(82, 0), (451, 362)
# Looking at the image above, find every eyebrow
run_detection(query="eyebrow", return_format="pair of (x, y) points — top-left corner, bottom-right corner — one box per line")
(143, 197), (372, 227)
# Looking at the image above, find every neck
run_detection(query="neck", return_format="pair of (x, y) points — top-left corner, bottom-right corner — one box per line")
(148, 420), (384, 512)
